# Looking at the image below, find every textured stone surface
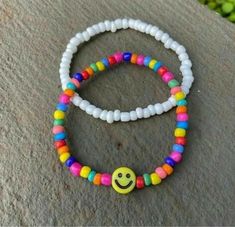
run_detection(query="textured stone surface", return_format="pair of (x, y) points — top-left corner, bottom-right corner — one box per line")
(0, 0), (235, 226)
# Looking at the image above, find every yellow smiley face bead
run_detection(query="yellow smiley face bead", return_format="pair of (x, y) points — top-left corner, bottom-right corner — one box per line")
(112, 167), (136, 194)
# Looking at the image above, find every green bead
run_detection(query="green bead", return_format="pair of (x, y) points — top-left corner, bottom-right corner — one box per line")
(228, 12), (235, 22)
(227, 0), (235, 4)
(208, 2), (217, 9)
(168, 79), (180, 88)
(90, 63), (98, 72)
(143, 173), (151, 186)
(222, 2), (234, 13)
(53, 119), (64, 126)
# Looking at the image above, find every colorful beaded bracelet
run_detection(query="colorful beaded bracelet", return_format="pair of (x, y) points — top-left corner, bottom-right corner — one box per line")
(53, 53), (189, 194)
(59, 18), (194, 123)
(70, 51), (182, 123)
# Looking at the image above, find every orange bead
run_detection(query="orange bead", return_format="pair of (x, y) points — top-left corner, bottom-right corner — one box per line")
(85, 67), (94, 76)
(162, 164), (173, 175)
(57, 145), (69, 155)
(93, 173), (102, 185)
(130, 54), (138, 64)
(64, 89), (75, 97)
(176, 106), (187, 114)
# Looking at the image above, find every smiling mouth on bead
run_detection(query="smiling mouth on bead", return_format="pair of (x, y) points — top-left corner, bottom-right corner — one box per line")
(115, 179), (133, 189)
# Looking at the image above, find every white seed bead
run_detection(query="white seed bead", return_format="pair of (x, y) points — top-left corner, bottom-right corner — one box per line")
(136, 107), (143, 119)
(150, 26), (158, 37)
(106, 111), (114, 124)
(161, 33), (170, 43)
(104, 20), (111, 31)
(79, 100), (90, 110)
(147, 105), (156, 116)
(155, 30), (164, 41)
(176, 45), (186, 55)
(98, 22), (106, 32)
(114, 18), (122, 29)
(181, 86), (190, 95)
(87, 26), (96, 36)
(92, 108), (102, 118)
(114, 110), (121, 121)
(100, 110), (108, 121)
(72, 95), (83, 106)
(154, 103), (164, 115)
(121, 112), (131, 122)
(143, 108), (151, 118)
(168, 96), (177, 106)
(122, 18), (128, 29)
(182, 59), (192, 67)
(130, 111), (138, 121)
(162, 101), (172, 112)
(145, 24), (152, 34)
(85, 105), (96, 115)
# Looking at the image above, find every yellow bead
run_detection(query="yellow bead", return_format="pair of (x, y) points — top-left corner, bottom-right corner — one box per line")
(96, 61), (105, 71)
(54, 110), (65, 120)
(80, 166), (91, 178)
(174, 128), (186, 137)
(175, 91), (185, 101)
(150, 173), (161, 185)
(149, 59), (157, 69)
(112, 167), (136, 194)
(59, 152), (70, 163)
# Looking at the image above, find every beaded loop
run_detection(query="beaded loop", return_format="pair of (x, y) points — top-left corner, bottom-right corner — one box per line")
(59, 18), (194, 123)
(53, 53), (189, 194)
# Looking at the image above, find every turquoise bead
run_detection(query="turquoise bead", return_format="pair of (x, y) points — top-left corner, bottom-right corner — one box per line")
(143, 173), (151, 186)
(153, 61), (163, 72)
(88, 170), (96, 182)
(177, 99), (187, 106)
(66, 82), (76, 91)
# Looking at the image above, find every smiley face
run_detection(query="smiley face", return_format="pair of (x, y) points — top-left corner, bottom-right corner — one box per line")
(112, 167), (136, 194)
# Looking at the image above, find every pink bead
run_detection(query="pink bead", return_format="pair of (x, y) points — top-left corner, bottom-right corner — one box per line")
(170, 86), (182, 95)
(177, 113), (189, 121)
(59, 94), (70, 104)
(71, 78), (80, 88)
(137, 55), (145, 65)
(113, 52), (123, 63)
(101, 173), (112, 186)
(70, 162), (82, 176)
(170, 151), (182, 163)
(162, 72), (174, 83)
(52, 125), (64, 134)
(155, 167), (167, 179)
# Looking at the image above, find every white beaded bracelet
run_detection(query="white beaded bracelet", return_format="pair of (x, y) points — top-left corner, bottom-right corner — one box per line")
(59, 18), (194, 123)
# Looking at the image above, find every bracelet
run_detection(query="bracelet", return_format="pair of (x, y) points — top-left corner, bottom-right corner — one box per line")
(59, 18), (194, 123)
(70, 51), (182, 123)
(53, 54), (189, 194)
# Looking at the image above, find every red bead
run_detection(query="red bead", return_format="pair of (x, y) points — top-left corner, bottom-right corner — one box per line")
(136, 176), (145, 189)
(157, 66), (168, 76)
(108, 56), (117, 65)
(54, 140), (66, 149)
(175, 137), (187, 145)
(81, 70), (89, 80)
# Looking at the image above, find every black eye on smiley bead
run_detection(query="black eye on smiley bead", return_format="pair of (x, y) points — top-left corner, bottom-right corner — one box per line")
(126, 173), (130, 178)
(118, 173), (122, 178)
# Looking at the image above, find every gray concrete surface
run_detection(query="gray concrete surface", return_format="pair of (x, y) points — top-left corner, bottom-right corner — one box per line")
(0, 0), (235, 226)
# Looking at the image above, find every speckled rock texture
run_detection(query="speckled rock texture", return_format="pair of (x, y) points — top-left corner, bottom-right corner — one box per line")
(0, 0), (235, 226)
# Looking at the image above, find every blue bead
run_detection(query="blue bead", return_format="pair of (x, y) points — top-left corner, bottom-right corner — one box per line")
(54, 132), (67, 141)
(66, 82), (76, 90)
(176, 121), (188, 130)
(101, 58), (109, 67)
(144, 56), (152, 66)
(65, 156), (76, 167)
(172, 144), (184, 153)
(177, 99), (187, 106)
(88, 170), (96, 182)
(164, 157), (176, 167)
(153, 61), (163, 72)
(73, 73), (83, 82)
(56, 103), (68, 112)
(123, 52), (132, 61)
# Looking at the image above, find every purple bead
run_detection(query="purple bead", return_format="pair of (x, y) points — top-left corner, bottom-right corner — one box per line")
(73, 73), (83, 82)
(164, 157), (176, 167)
(65, 156), (76, 167)
(123, 52), (132, 61)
